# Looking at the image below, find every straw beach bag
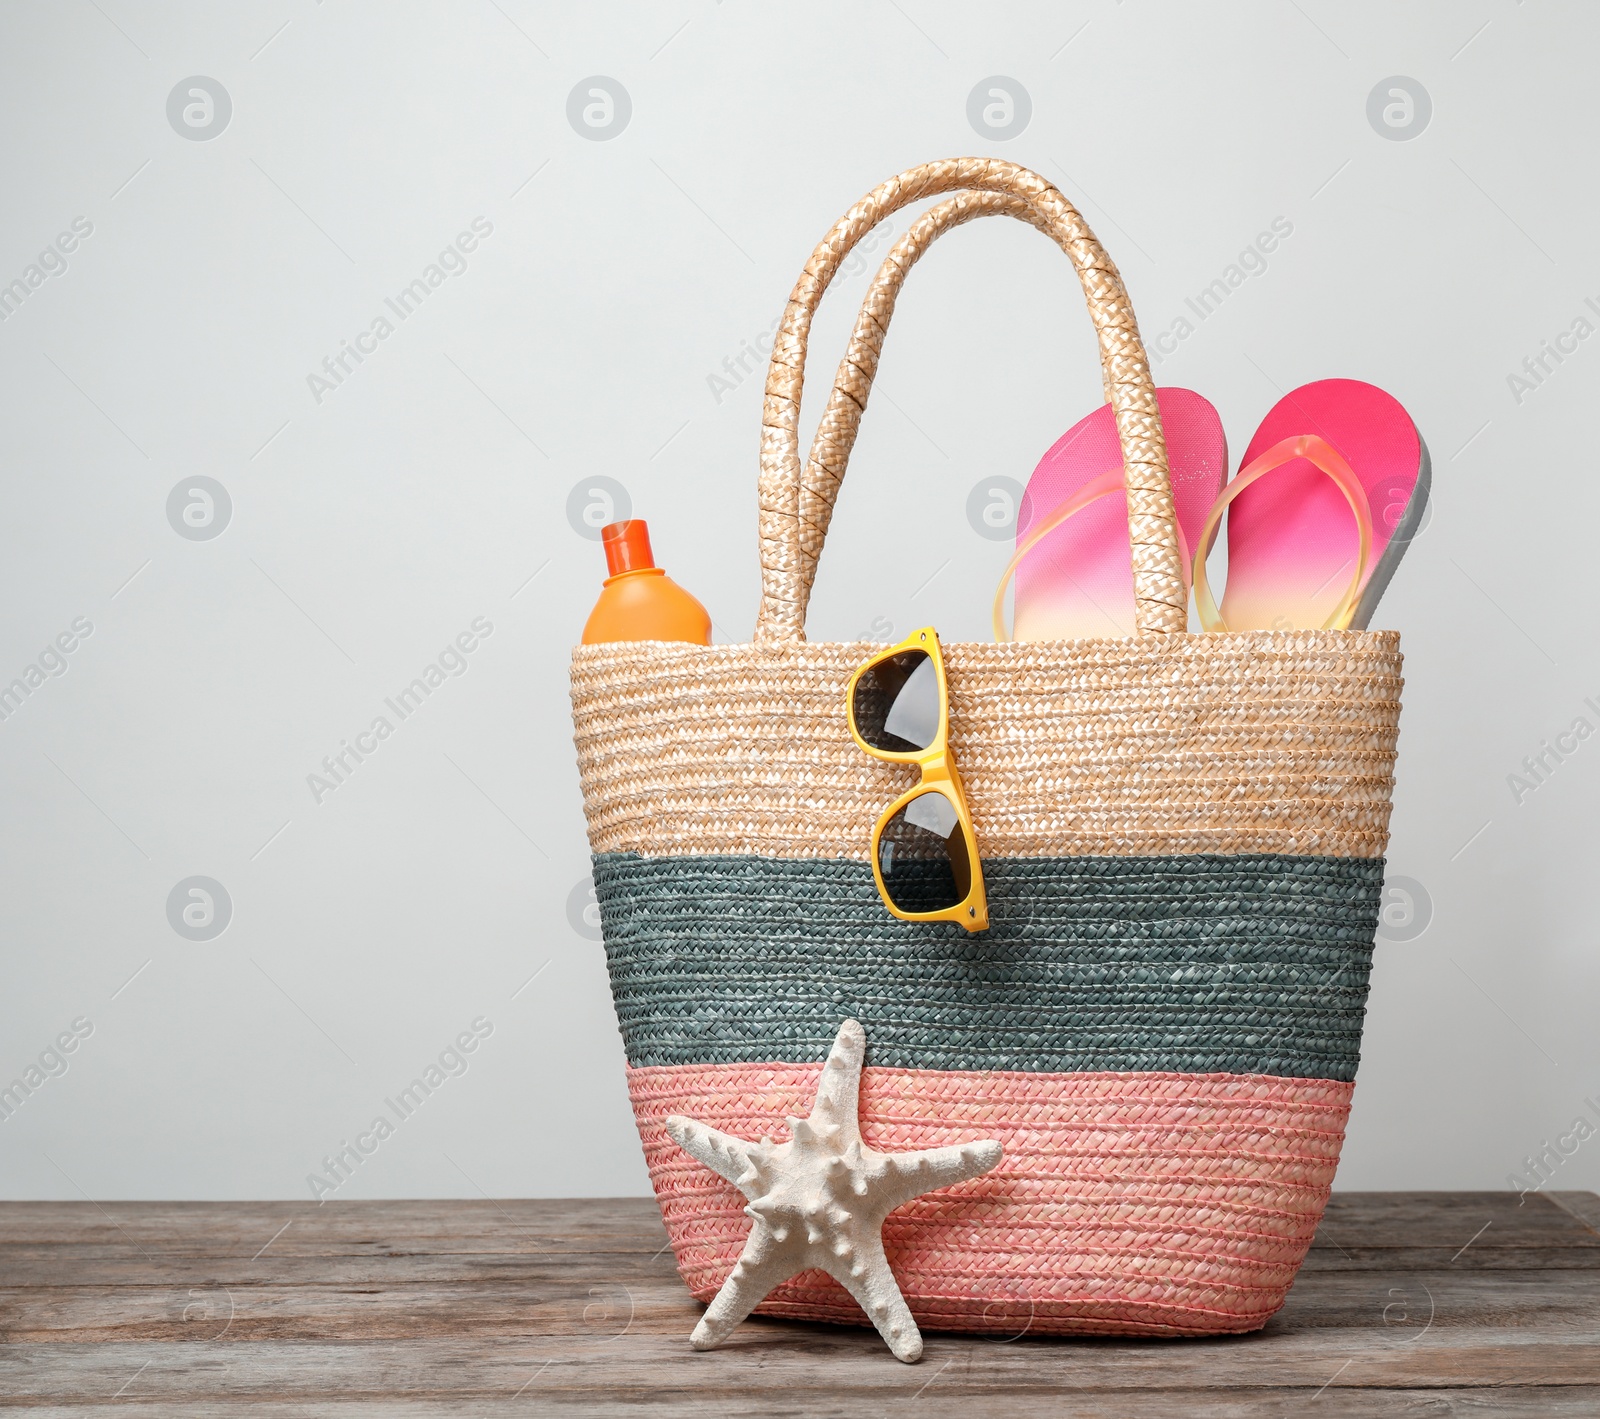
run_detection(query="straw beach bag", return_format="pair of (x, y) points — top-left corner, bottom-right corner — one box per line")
(570, 158), (1402, 1337)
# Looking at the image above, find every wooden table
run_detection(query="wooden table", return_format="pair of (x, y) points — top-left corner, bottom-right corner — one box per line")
(2, 1192), (1597, 1416)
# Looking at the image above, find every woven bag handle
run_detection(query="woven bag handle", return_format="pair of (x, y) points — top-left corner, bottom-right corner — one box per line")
(754, 157), (1185, 644)
(796, 188), (1113, 611)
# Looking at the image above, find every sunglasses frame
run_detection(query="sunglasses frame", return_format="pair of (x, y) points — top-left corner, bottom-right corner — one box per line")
(845, 626), (989, 933)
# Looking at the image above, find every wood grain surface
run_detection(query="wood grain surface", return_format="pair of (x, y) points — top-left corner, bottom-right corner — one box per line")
(1, 1192), (1596, 1416)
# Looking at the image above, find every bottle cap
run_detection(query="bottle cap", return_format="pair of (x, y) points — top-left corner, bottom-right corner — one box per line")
(601, 519), (655, 576)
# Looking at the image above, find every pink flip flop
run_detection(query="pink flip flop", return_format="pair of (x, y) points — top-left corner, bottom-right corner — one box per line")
(1194, 379), (1430, 632)
(994, 388), (1227, 640)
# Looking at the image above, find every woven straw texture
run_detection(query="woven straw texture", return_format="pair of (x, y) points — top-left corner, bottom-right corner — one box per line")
(570, 160), (1405, 1338)
(593, 851), (1382, 1081)
(630, 1061), (1354, 1336)
(573, 632), (1401, 860)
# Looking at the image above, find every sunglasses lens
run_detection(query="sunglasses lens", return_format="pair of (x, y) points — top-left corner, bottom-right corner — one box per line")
(877, 789), (972, 915)
(852, 650), (940, 753)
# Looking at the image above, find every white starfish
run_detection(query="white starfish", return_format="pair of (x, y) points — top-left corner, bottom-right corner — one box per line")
(664, 1018), (1002, 1363)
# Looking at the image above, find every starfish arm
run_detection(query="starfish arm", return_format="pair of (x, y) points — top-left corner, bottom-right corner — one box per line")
(663, 1115), (764, 1192)
(877, 1139), (1002, 1211)
(821, 1233), (923, 1363)
(665, 1024), (995, 1363)
(691, 1229), (801, 1350)
(807, 1018), (865, 1138)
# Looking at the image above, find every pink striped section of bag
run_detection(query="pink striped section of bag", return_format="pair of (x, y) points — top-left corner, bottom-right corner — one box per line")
(629, 1062), (1355, 1336)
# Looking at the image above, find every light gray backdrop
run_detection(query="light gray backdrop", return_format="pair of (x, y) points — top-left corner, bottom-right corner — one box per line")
(2, 0), (1595, 1203)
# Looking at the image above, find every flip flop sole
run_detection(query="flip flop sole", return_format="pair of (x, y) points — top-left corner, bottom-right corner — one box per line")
(1222, 379), (1425, 632)
(1350, 430), (1430, 630)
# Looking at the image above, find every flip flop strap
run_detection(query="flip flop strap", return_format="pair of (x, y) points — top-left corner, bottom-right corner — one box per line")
(992, 469), (1194, 642)
(1192, 434), (1375, 633)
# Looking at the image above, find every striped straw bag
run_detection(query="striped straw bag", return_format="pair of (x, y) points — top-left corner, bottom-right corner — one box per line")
(570, 158), (1402, 1337)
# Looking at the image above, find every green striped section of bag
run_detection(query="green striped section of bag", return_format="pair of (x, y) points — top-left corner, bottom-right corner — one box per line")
(593, 851), (1383, 1080)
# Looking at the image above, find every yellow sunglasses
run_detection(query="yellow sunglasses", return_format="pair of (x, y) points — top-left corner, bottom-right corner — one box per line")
(846, 627), (988, 933)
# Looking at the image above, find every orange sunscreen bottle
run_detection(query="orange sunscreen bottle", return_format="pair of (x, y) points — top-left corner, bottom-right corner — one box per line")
(581, 520), (712, 645)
